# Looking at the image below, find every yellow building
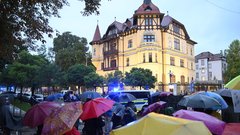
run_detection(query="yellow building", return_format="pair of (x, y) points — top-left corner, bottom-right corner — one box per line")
(90, 0), (196, 91)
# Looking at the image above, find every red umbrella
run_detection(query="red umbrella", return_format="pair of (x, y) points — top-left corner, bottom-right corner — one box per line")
(222, 123), (240, 135)
(142, 101), (167, 116)
(80, 98), (114, 120)
(42, 101), (82, 135)
(23, 101), (61, 128)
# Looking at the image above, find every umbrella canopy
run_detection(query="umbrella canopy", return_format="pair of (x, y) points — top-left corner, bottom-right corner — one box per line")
(173, 109), (225, 135)
(110, 112), (211, 135)
(112, 102), (125, 117)
(41, 101), (82, 135)
(80, 91), (102, 102)
(23, 101), (61, 128)
(178, 94), (221, 109)
(222, 123), (240, 135)
(80, 98), (114, 121)
(198, 91), (228, 110)
(112, 93), (137, 102)
(225, 75), (240, 90)
(45, 93), (63, 101)
(142, 101), (166, 116)
(215, 89), (233, 97)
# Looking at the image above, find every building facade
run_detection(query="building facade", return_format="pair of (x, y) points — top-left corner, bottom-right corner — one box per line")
(90, 0), (196, 91)
(195, 51), (227, 84)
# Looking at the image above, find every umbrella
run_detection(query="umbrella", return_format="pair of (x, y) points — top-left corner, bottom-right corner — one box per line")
(222, 123), (240, 135)
(198, 91), (228, 109)
(23, 101), (61, 128)
(41, 101), (82, 135)
(80, 98), (114, 121)
(110, 112), (211, 135)
(112, 93), (137, 102)
(173, 109), (225, 135)
(178, 94), (221, 109)
(160, 92), (173, 97)
(112, 102), (125, 117)
(80, 91), (102, 102)
(45, 93), (63, 101)
(225, 75), (240, 90)
(142, 101), (166, 116)
(215, 89), (233, 97)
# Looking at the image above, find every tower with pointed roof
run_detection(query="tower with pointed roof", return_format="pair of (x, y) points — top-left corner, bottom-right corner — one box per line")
(90, 0), (197, 92)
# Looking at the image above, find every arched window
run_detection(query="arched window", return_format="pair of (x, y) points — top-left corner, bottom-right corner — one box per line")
(171, 75), (176, 83)
(181, 75), (185, 84)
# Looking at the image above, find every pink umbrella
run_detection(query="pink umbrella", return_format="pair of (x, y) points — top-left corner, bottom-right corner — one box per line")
(173, 109), (225, 135)
(23, 101), (61, 128)
(142, 101), (167, 116)
(41, 101), (82, 135)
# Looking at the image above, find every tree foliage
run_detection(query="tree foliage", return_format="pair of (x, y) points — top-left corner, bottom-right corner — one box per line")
(0, 0), (106, 71)
(53, 32), (89, 71)
(124, 68), (156, 90)
(84, 72), (105, 90)
(224, 39), (240, 83)
(66, 64), (95, 88)
(106, 70), (123, 88)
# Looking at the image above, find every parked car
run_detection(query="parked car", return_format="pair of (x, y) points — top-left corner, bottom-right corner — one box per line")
(32, 94), (44, 102)
(60, 90), (73, 95)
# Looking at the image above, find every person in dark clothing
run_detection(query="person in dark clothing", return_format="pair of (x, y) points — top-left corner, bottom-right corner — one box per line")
(82, 116), (105, 135)
(111, 113), (122, 129)
(122, 106), (136, 126)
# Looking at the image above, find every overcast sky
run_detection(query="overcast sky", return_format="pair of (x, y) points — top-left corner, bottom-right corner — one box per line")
(43, 0), (240, 55)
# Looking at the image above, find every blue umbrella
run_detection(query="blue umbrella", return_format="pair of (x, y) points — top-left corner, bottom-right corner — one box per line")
(80, 91), (102, 102)
(198, 91), (228, 110)
(45, 93), (63, 101)
(112, 93), (137, 102)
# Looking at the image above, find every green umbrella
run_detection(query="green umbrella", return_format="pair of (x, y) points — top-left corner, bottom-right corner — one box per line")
(225, 75), (240, 90)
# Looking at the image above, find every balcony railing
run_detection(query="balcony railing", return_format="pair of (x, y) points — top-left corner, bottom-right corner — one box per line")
(103, 49), (118, 55)
(103, 66), (118, 71)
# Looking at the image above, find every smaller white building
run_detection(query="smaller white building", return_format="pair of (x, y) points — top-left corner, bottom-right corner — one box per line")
(195, 51), (227, 83)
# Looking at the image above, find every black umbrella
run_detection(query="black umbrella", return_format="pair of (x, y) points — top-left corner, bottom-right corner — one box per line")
(178, 94), (221, 109)
(215, 89), (234, 97)
(80, 91), (102, 102)
(112, 93), (137, 102)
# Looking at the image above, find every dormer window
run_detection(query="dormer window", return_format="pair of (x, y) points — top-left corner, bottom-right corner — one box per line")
(173, 24), (180, 35)
(144, 6), (152, 11)
(108, 28), (117, 36)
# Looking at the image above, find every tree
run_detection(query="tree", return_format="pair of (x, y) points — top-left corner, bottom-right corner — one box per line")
(124, 68), (156, 90)
(106, 70), (123, 90)
(7, 51), (48, 94)
(84, 72), (105, 91)
(66, 64), (95, 92)
(53, 32), (89, 71)
(0, 0), (107, 71)
(224, 39), (240, 83)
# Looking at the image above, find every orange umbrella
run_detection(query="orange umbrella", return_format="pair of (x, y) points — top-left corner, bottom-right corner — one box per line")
(41, 101), (82, 135)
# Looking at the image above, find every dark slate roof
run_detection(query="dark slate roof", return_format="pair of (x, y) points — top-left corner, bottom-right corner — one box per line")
(195, 52), (225, 62)
(161, 15), (197, 44)
(134, 0), (160, 15)
(92, 24), (101, 42)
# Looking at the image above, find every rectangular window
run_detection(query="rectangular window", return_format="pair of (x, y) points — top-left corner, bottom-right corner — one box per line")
(196, 64), (199, 70)
(174, 38), (180, 50)
(201, 60), (204, 66)
(149, 53), (152, 62)
(128, 39), (132, 48)
(209, 72), (212, 80)
(155, 53), (158, 62)
(93, 48), (96, 56)
(126, 58), (129, 66)
(144, 35), (155, 42)
(145, 18), (153, 25)
(191, 62), (193, 70)
(208, 63), (212, 69)
(173, 24), (180, 34)
(196, 73), (199, 79)
(111, 60), (116, 68)
(170, 57), (175, 66)
(143, 53), (145, 63)
(190, 48), (193, 56)
(101, 63), (104, 69)
(180, 59), (184, 67)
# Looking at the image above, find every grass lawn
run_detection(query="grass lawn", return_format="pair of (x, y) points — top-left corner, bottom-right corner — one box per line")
(12, 99), (32, 112)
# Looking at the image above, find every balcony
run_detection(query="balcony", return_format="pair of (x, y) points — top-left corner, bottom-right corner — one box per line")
(103, 49), (118, 55)
(103, 66), (118, 71)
